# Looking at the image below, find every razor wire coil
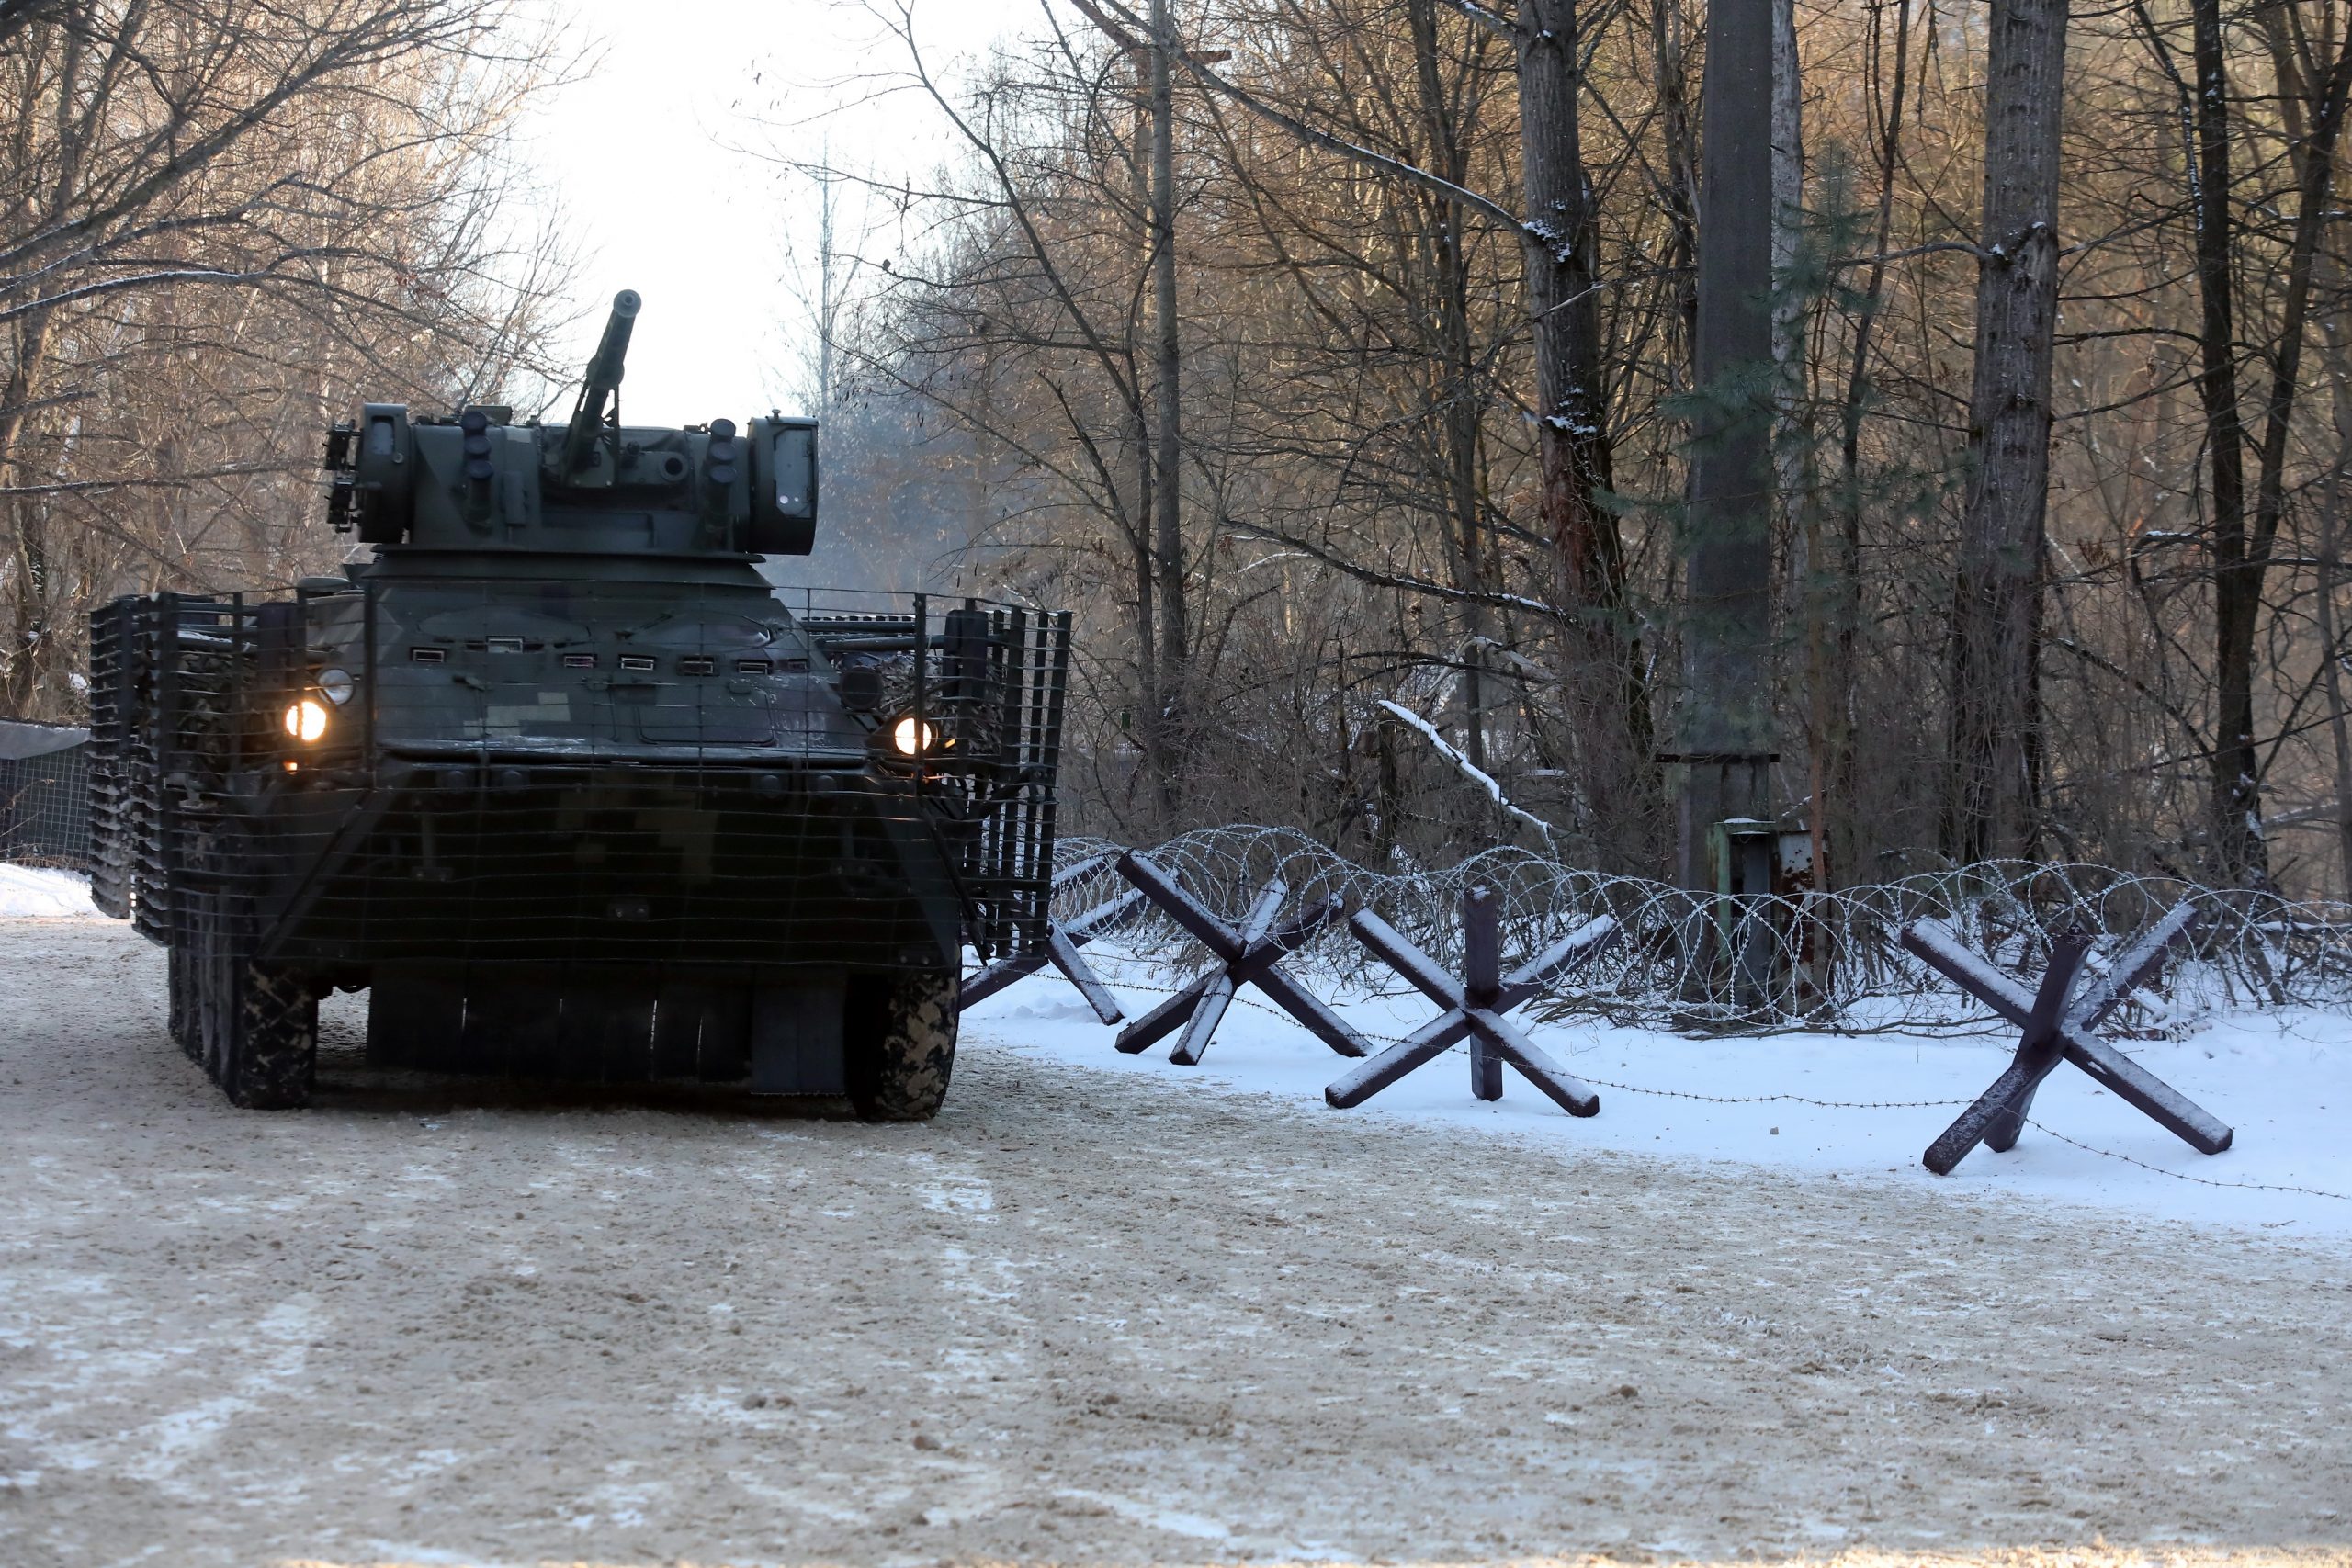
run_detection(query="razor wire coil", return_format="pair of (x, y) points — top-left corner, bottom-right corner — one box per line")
(1046, 825), (2352, 1037)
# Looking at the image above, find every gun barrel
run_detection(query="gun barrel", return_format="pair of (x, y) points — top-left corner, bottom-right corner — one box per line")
(561, 288), (641, 476)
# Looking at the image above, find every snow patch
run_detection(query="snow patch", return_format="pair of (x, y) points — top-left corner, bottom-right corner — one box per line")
(0, 864), (103, 920)
(966, 957), (2352, 1243)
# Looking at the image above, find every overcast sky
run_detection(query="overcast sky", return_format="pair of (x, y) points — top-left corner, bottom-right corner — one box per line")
(519, 0), (1036, 426)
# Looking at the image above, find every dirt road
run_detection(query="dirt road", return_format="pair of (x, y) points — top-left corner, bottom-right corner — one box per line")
(3, 920), (2347, 1567)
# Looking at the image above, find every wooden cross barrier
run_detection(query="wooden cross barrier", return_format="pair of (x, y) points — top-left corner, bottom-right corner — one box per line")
(1329, 886), (1618, 1115)
(1898, 905), (2233, 1175)
(957, 852), (1140, 1025)
(1112, 852), (1370, 1065)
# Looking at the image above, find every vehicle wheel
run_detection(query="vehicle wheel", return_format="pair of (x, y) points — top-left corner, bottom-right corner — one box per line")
(846, 968), (958, 1122)
(187, 890), (233, 1081)
(182, 890), (315, 1110)
(221, 962), (317, 1110)
(168, 943), (199, 1061)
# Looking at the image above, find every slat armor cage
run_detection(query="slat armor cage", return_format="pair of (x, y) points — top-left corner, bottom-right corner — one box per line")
(87, 583), (1071, 1008)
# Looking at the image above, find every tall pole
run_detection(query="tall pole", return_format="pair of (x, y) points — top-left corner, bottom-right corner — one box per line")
(1674, 0), (1778, 890)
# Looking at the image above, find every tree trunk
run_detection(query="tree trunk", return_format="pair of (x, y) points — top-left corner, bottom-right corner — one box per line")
(1148, 0), (1189, 803)
(1826, 0), (1913, 886)
(0, 16), (76, 715)
(1649, 0), (1700, 372)
(2206, 6), (2352, 888)
(1944, 0), (2069, 865)
(1410, 0), (1493, 771)
(1, 307), (58, 716)
(1770, 0), (1815, 884)
(1770, 0), (1805, 417)
(1133, 406), (1162, 818)
(2320, 342), (2352, 897)
(1517, 0), (1652, 869)
(2181, 0), (2253, 883)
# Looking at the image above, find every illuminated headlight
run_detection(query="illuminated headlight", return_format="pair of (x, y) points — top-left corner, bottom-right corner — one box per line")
(890, 716), (934, 756)
(282, 699), (329, 743)
(317, 667), (356, 705)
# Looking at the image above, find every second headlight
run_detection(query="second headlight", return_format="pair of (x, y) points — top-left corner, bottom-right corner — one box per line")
(890, 716), (934, 755)
(283, 699), (329, 743)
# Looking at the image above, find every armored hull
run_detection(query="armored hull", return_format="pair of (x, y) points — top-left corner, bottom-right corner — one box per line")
(86, 292), (1069, 1115)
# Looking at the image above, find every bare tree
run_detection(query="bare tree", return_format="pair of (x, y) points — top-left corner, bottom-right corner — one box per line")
(732, 0), (2352, 897)
(1087, 0), (1661, 863)
(1945, 0), (2071, 863)
(0, 0), (574, 716)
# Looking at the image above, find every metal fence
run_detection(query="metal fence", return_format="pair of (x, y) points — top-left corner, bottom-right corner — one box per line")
(0, 719), (90, 868)
(1049, 825), (2352, 1035)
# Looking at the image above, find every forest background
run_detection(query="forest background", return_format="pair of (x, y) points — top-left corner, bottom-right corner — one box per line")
(7, 0), (2352, 904)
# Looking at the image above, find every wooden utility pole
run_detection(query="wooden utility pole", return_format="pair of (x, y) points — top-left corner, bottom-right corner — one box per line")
(1674, 0), (1777, 890)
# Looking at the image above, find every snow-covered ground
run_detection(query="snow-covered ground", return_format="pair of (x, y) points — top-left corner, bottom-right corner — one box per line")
(0, 864), (100, 920)
(965, 947), (2352, 1243)
(4, 918), (2349, 1562)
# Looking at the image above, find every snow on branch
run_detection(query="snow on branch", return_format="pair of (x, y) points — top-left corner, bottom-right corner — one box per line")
(1378, 699), (1557, 852)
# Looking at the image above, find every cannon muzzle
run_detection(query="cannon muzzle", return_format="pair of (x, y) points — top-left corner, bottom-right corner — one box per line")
(560, 288), (641, 478)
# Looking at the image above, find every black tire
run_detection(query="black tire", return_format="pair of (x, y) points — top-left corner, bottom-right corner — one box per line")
(168, 943), (199, 1061)
(179, 889), (316, 1109)
(187, 890), (233, 1082)
(845, 968), (958, 1122)
(221, 962), (317, 1110)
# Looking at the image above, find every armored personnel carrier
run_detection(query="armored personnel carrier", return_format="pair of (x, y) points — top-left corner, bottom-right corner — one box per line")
(85, 291), (1069, 1118)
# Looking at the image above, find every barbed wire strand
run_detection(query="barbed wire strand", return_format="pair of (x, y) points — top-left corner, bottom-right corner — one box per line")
(2020, 1121), (2352, 1202)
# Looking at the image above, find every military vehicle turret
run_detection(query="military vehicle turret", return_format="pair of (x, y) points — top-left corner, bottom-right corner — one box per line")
(85, 291), (1069, 1118)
